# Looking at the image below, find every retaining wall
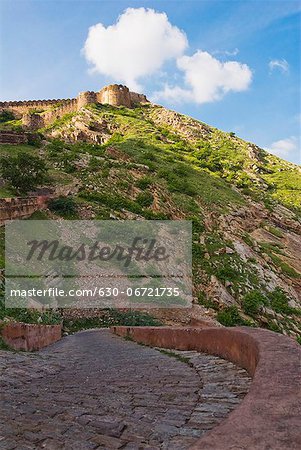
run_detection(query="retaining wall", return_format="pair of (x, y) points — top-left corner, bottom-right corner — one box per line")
(0, 196), (49, 224)
(1, 321), (62, 351)
(0, 130), (28, 144)
(112, 326), (301, 449)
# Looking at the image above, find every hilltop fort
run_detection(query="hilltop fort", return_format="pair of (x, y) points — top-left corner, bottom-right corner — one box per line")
(0, 84), (148, 130)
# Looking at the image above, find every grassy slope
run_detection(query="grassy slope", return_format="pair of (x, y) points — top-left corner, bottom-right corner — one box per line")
(0, 103), (300, 338)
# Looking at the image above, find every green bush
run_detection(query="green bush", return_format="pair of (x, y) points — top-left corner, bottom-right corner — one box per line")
(0, 301), (61, 325)
(27, 133), (42, 147)
(197, 291), (218, 310)
(267, 321), (281, 333)
(136, 191), (153, 207)
(216, 305), (245, 326)
(48, 196), (77, 217)
(136, 176), (152, 189)
(63, 309), (161, 332)
(80, 191), (142, 214)
(0, 110), (15, 123)
(0, 152), (48, 193)
(215, 264), (239, 282)
(189, 216), (205, 235)
(268, 288), (292, 314)
(88, 156), (100, 171)
(242, 291), (266, 316)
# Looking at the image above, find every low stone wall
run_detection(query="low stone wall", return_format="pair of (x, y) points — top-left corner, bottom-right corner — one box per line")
(1, 321), (62, 351)
(0, 130), (28, 144)
(0, 196), (49, 225)
(112, 326), (301, 449)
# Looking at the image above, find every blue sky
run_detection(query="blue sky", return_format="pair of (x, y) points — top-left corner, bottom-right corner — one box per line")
(0, 0), (300, 163)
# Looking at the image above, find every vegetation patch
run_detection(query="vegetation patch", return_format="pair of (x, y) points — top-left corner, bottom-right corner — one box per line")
(216, 305), (247, 327)
(63, 309), (162, 333)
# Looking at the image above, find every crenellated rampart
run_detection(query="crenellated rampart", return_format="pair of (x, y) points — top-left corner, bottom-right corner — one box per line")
(0, 99), (75, 118)
(0, 84), (149, 130)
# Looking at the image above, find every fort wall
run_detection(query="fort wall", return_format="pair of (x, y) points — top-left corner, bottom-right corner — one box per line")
(0, 84), (148, 130)
(97, 84), (132, 107)
(0, 196), (49, 224)
(0, 99), (72, 118)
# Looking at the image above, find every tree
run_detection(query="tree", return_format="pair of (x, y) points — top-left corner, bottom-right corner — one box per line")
(0, 110), (15, 123)
(0, 152), (48, 193)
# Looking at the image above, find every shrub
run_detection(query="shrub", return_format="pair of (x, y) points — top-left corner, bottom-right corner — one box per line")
(216, 264), (239, 282)
(189, 216), (205, 235)
(267, 321), (281, 333)
(142, 210), (170, 220)
(63, 309), (161, 332)
(216, 305), (245, 326)
(0, 152), (48, 193)
(48, 196), (77, 217)
(242, 290), (266, 316)
(88, 156), (100, 171)
(0, 110), (15, 123)
(268, 288), (292, 314)
(136, 191), (153, 207)
(27, 133), (42, 147)
(267, 226), (284, 238)
(80, 191), (142, 214)
(197, 291), (218, 310)
(0, 300), (61, 325)
(136, 176), (152, 189)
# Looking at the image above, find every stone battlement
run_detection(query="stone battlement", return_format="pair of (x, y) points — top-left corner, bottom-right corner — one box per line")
(0, 84), (148, 130)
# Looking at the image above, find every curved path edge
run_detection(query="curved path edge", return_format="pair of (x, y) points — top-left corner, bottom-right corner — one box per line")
(111, 326), (301, 450)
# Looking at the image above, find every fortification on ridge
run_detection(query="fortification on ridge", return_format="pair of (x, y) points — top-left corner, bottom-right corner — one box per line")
(0, 84), (148, 130)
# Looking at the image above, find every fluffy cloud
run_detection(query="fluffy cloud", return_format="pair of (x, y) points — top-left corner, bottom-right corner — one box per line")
(269, 59), (289, 73)
(213, 48), (239, 56)
(154, 51), (252, 104)
(269, 136), (298, 157)
(83, 8), (188, 91)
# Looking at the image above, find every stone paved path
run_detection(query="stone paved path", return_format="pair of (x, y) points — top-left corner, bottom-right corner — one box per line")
(0, 329), (251, 449)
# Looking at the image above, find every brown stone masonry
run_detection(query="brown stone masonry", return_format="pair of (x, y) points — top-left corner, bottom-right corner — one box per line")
(0, 130), (28, 144)
(1, 322), (62, 351)
(0, 196), (49, 225)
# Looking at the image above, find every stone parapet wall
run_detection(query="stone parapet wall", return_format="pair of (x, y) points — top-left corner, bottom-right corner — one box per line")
(0, 130), (28, 144)
(21, 99), (78, 130)
(0, 84), (149, 130)
(1, 321), (62, 351)
(112, 326), (301, 449)
(0, 99), (73, 118)
(0, 196), (49, 224)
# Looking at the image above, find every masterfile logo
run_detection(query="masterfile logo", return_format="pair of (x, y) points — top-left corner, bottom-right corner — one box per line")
(5, 220), (192, 309)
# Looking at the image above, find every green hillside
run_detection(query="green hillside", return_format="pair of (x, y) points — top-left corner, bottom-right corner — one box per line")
(0, 102), (300, 339)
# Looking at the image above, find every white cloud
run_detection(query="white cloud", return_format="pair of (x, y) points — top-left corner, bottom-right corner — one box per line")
(83, 7), (188, 91)
(213, 48), (239, 56)
(269, 59), (289, 73)
(269, 136), (298, 157)
(154, 51), (252, 104)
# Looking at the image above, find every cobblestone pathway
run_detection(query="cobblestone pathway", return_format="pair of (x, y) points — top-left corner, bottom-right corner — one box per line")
(0, 329), (251, 449)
